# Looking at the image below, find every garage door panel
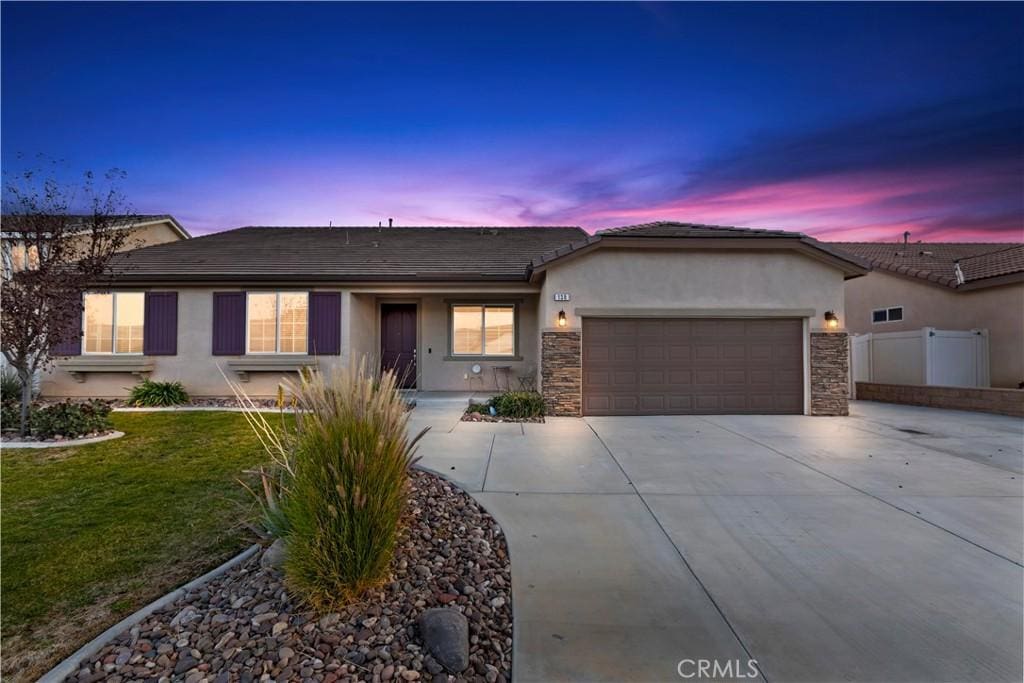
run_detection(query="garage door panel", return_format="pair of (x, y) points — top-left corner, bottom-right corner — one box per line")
(668, 369), (693, 384)
(721, 344), (746, 360)
(695, 345), (719, 360)
(640, 345), (665, 361)
(722, 369), (747, 385)
(582, 317), (803, 415)
(668, 344), (692, 361)
(613, 345), (637, 361)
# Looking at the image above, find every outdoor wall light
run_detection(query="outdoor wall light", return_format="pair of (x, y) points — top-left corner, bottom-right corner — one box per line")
(824, 310), (839, 330)
(557, 310), (567, 327)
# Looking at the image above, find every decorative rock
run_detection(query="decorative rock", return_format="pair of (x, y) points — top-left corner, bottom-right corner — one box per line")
(417, 609), (469, 673)
(63, 470), (510, 682)
(260, 538), (286, 571)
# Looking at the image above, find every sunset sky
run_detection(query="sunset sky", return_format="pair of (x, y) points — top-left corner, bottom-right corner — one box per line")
(2, 2), (1022, 241)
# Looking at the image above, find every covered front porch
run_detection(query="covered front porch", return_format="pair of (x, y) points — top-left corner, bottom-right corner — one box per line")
(343, 286), (542, 393)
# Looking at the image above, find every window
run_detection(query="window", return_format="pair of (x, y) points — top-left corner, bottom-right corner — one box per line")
(83, 292), (145, 354)
(451, 304), (515, 356)
(247, 292), (308, 354)
(3, 242), (39, 274)
(872, 306), (904, 324)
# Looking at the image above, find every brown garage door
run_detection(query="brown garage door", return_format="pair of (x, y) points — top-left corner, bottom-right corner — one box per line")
(582, 318), (803, 415)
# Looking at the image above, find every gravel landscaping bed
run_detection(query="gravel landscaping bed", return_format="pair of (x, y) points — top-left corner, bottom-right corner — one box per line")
(112, 398), (279, 409)
(460, 413), (543, 424)
(65, 469), (512, 683)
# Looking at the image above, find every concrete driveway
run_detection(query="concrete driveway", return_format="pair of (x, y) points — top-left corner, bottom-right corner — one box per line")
(411, 398), (1024, 682)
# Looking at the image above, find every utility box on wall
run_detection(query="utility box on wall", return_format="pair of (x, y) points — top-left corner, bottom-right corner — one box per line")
(851, 328), (990, 390)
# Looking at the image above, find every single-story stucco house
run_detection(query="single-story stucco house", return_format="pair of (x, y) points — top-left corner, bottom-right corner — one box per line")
(42, 222), (870, 416)
(835, 241), (1024, 389)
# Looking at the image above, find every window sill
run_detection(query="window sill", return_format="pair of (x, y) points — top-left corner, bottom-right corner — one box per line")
(226, 356), (318, 382)
(58, 357), (155, 383)
(443, 355), (523, 362)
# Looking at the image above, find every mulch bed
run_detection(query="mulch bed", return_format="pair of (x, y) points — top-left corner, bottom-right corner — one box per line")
(65, 470), (512, 683)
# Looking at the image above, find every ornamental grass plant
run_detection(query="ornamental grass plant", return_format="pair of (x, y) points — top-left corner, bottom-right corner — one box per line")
(226, 359), (424, 610)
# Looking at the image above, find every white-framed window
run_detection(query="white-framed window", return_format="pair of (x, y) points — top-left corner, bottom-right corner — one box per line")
(246, 292), (308, 354)
(451, 304), (515, 356)
(83, 292), (145, 354)
(872, 306), (904, 324)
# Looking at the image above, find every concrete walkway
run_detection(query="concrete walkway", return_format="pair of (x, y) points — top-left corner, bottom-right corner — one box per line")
(412, 399), (1024, 682)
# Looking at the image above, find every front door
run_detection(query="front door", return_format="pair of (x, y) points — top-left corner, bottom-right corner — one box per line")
(381, 303), (417, 388)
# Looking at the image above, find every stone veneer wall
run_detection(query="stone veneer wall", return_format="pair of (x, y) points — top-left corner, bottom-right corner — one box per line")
(856, 382), (1024, 418)
(541, 330), (582, 417)
(810, 331), (849, 416)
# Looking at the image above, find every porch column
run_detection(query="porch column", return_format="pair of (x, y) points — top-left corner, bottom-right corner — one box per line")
(810, 331), (849, 416)
(541, 330), (582, 417)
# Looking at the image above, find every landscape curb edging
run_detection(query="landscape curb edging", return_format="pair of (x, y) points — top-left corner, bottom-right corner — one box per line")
(113, 406), (293, 413)
(37, 543), (261, 683)
(2, 431), (126, 450)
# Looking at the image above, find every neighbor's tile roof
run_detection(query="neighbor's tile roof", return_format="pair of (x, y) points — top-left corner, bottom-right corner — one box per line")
(107, 226), (587, 282)
(830, 241), (1024, 288)
(958, 244), (1024, 282)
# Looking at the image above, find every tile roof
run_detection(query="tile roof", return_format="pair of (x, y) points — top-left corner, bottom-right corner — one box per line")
(530, 221), (870, 273)
(108, 226), (587, 282)
(829, 241), (1024, 289)
(598, 221), (805, 239)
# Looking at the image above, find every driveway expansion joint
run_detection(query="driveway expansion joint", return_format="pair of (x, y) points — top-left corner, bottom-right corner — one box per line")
(585, 421), (768, 681)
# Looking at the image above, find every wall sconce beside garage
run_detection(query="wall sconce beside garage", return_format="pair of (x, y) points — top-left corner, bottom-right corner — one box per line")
(824, 310), (840, 330)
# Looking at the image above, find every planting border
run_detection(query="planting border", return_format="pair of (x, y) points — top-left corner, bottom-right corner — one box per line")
(1, 430), (125, 449)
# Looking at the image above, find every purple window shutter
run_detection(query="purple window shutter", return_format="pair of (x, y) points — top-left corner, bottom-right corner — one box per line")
(212, 292), (246, 355)
(143, 292), (178, 355)
(51, 296), (83, 356)
(308, 292), (341, 355)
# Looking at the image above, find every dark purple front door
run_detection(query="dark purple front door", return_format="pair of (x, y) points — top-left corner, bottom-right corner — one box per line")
(381, 304), (417, 388)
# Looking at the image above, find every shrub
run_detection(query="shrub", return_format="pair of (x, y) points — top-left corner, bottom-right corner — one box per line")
(490, 390), (545, 419)
(1, 400), (20, 432)
(128, 379), (190, 407)
(465, 401), (489, 415)
(29, 400), (113, 439)
(226, 360), (425, 610)
(1, 368), (21, 405)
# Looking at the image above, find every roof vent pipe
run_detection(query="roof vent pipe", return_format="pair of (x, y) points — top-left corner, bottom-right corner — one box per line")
(953, 260), (965, 285)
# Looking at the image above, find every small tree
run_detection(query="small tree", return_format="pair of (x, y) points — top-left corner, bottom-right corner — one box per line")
(1, 164), (139, 435)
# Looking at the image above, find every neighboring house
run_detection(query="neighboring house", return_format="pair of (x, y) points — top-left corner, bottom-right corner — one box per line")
(1, 214), (190, 276)
(834, 242), (1024, 389)
(41, 222), (868, 416)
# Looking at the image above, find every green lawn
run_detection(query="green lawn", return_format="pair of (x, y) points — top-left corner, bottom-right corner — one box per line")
(1, 411), (277, 681)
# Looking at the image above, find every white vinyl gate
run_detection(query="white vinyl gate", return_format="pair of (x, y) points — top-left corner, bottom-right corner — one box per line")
(851, 327), (990, 388)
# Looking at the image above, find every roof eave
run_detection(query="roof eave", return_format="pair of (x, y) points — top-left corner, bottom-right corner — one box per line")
(528, 233), (871, 280)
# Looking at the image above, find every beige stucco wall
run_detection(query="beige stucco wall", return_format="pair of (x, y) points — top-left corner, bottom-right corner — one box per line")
(342, 293), (539, 392)
(41, 287), (540, 397)
(845, 272), (1024, 388)
(538, 248), (846, 330)
(131, 221), (186, 248)
(41, 287), (348, 398)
